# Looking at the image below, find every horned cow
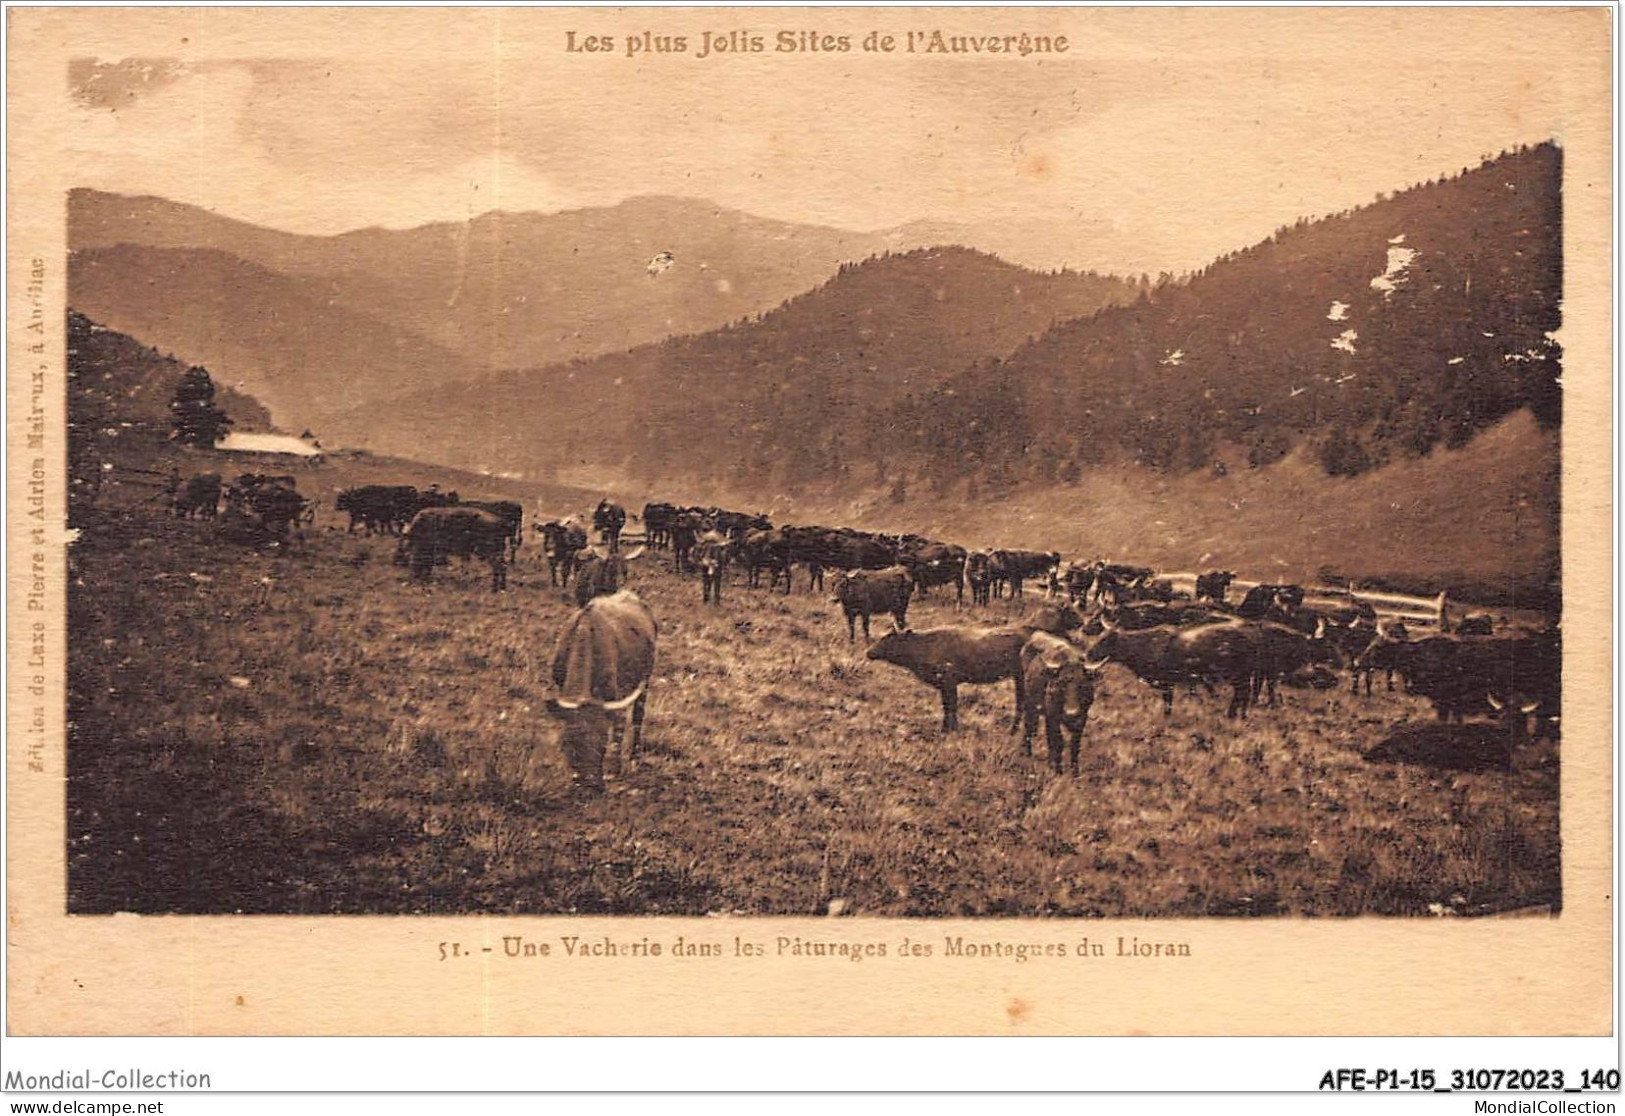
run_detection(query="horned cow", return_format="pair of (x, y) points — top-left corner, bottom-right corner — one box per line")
(546, 590), (658, 792)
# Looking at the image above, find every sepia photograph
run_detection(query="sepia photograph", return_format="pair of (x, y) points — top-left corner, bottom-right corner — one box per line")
(5, 5), (1613, 1049)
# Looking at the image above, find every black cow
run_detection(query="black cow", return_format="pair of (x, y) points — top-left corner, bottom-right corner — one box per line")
(462, 500), (523, 561)
(402, 507), (508, 590)
(671, 510), (706, 575)
(832, 565), (913, 641)
(1195, 570), (1235, 605)
(1019, 631), (1107, 775)
(967, 551), (995, 606)
(693, 531), (730, 605)
(735, 527), (792, 591)
(1087, 616), (1288, 719)
(537, 518), (589, 587)
(901, 542), (967, 603)
(1357, 629), (1559, 736)
(172, 473), (221, 519)
(593, 500), (627, 551)
(989, 549), (1060, 599)
(642, 502), (678, 549)
(1236, 583), (1303, 622)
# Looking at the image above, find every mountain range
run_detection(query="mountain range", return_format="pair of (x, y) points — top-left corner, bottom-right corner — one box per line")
(67, 144), (1560, 506)
(70, 189), (1122, 434)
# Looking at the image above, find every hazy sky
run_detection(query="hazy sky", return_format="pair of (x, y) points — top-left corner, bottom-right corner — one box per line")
(63, 8), (1592, 275)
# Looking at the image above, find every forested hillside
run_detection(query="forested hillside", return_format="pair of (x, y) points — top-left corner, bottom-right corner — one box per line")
(892, 144), (1561, 493)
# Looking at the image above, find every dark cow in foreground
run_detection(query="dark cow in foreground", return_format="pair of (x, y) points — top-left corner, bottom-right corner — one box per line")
(1195, 570), (1235, 605)
(832, 566), (913, 641)
(593, 500), (627, 551)
(401, 507), (509, 590)
(573, 545), (646, 607)
(1364, 722), (1519, 773)
(693, 531), (730, 605)
(1453, 613), (1495, 636)
(547, 589), (658, 792)
(536, 518), (589, 587)
(901, 542), (967, 603)
(172, 473), (222, 519)
(462, 500), (523, 561)
(865, 603), (1084, 732)
(1356, 628), (1560, 736)
(1019, 632), (1107, 775)
(989, 549), (1061, 599)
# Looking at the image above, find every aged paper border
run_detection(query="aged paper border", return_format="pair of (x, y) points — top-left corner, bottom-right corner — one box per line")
(5, 6), (1613, 1038)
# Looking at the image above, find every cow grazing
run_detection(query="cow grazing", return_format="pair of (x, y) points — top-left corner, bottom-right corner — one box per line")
(1195, 570), (1235, 605)
(574, 545), (646, 607)
(1019, 632), (1107, 774)
(833, 565), (913, 641)
(547, 589), (658, 792)
(988, 549), (1060, 598)
(693, 530), (730, 605)
(402, 507), (509, 590)
(1454, 613), (1495, 636)
(537, 519), (589, 587)
(172, 473), (222, 519)
(865, 604), (1083, 732)
(593, 499), (627, 551)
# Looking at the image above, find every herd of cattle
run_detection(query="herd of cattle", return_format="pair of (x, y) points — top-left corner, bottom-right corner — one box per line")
(168, 477), (1562, 790)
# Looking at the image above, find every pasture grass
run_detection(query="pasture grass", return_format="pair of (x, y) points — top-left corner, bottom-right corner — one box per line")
(66, 499), (1559, 917)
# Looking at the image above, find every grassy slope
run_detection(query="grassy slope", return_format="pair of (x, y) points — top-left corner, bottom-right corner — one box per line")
(599, 409), (1557, 606)
(69, 476), (1558, 917)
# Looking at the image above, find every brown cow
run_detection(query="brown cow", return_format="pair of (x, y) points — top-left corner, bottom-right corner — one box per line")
(546, 590), (658, 792)
(865, 604), (1084, 732)
(402, 506), (509, 591)
(573, 545), (646, 607)
(1019, 632), (1107, 775)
